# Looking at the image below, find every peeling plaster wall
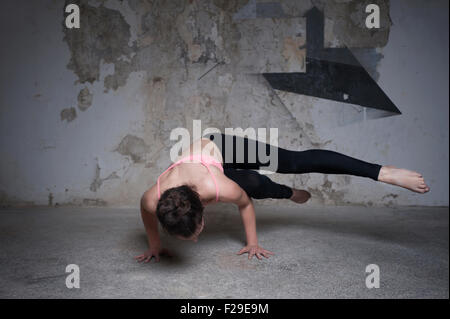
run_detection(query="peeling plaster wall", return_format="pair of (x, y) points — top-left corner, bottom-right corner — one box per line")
(0, 0), (448, 208)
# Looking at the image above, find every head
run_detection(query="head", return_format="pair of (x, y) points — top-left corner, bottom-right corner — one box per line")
(156, 185), (205, 242)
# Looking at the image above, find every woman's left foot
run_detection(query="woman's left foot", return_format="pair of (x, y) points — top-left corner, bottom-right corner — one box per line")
(290, 189), (311, 204)
(378, 165), (430, 193)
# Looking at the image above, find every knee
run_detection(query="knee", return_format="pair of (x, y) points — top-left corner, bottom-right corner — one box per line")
(243, 172), (272, 199)
(244, 171), (265, 189)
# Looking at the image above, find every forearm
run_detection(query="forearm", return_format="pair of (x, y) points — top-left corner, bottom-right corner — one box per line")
(239, 200), (258, 246)
(140, 208), (161, 249)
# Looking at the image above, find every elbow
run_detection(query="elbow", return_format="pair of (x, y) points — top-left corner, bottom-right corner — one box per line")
(237, 195), (252, 210)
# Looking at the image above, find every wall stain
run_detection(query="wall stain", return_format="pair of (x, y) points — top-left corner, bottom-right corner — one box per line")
(63, 0), (134, 88)
(48, 193), (53, 206)
(60, 107), (77, 122)
(0, 190), (35, 208)
(83, 198), (107, 206)
(77, 87), (93, 111)
(382, 193), (399, 200)
(90, 160), (120, 192)
(115, 135), (149, 164)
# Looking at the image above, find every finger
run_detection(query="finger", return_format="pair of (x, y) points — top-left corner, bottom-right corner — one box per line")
(255, 253), (262, 260)
(134, 254), (144, 260)
(237, 248), (247, 255)
(155, 255), (160, 262)
(263, 250), (275, 255)
(261, 252), (270, 258)
(248, 252), (254, 260)
(144, 256), (152, 263)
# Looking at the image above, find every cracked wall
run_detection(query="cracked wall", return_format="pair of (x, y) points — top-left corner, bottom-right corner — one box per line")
(0, 0), (448, 207)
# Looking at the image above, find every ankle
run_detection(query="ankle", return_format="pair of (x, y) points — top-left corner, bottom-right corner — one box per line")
(289, 189), (295, 199)
(378, 166), (392, 182)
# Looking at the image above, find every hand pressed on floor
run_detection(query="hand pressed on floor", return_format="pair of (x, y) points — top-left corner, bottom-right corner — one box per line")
(135, 247), (172, 263)
(237, 245), (274, 260)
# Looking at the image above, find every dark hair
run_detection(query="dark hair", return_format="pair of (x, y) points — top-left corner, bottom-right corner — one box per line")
(156, 185), (204, 237)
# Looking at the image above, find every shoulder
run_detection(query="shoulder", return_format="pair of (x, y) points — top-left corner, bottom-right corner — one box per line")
(141, 186), (158, 213)
(215, 173), (247, 204)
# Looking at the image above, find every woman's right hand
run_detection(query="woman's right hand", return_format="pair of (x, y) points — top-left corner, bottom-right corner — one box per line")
(134, 247), (172, 263)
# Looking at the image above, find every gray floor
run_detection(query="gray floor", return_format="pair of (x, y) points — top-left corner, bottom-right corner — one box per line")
(0, 204), (448, 298)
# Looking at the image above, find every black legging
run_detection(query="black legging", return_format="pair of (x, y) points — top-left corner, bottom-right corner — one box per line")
(205, 133), (382, 199)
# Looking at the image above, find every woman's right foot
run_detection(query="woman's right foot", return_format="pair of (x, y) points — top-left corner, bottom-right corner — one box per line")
(290, 189), (311, 204)
(378, 165), (430, 193)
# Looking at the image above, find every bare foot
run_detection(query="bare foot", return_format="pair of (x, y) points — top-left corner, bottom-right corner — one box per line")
(378, 165), (430, 193)
(290, 189), (311, 204)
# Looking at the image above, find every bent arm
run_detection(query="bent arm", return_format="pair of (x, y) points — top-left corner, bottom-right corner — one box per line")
(140, 196), (162, 250)
(236, 192), (258, 246)
(218, 176), (258, 246)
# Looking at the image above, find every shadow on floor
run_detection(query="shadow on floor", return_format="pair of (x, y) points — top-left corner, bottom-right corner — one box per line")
(129, 205), (449, 265)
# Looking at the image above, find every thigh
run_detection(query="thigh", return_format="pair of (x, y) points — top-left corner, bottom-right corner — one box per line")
(224, 168), (263, 196)
(224, 168), (292, 199)
(206, 132), (280, 171)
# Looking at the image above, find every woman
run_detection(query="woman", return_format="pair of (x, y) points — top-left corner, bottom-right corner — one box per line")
(135, 133), (429, 262)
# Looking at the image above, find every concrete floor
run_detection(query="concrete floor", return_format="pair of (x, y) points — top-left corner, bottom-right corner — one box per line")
(0, 204), (448, 299)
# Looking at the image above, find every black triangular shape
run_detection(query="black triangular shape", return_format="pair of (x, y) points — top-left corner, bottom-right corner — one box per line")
(263, 6), (401, 115)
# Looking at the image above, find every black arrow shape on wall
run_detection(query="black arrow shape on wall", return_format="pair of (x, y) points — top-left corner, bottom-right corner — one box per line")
(263, 6), (401, 114)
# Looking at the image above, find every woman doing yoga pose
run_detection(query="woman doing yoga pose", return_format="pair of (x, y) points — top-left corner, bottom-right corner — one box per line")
(135, 133), (430, 262)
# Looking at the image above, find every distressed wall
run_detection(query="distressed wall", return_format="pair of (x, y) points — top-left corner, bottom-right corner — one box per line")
(0, 0), (448, 207)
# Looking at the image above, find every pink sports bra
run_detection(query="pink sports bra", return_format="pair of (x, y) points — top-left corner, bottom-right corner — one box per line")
(157, 153), (224, 202)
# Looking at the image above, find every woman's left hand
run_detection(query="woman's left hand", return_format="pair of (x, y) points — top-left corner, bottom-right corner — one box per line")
(237, 245), (274, 260)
